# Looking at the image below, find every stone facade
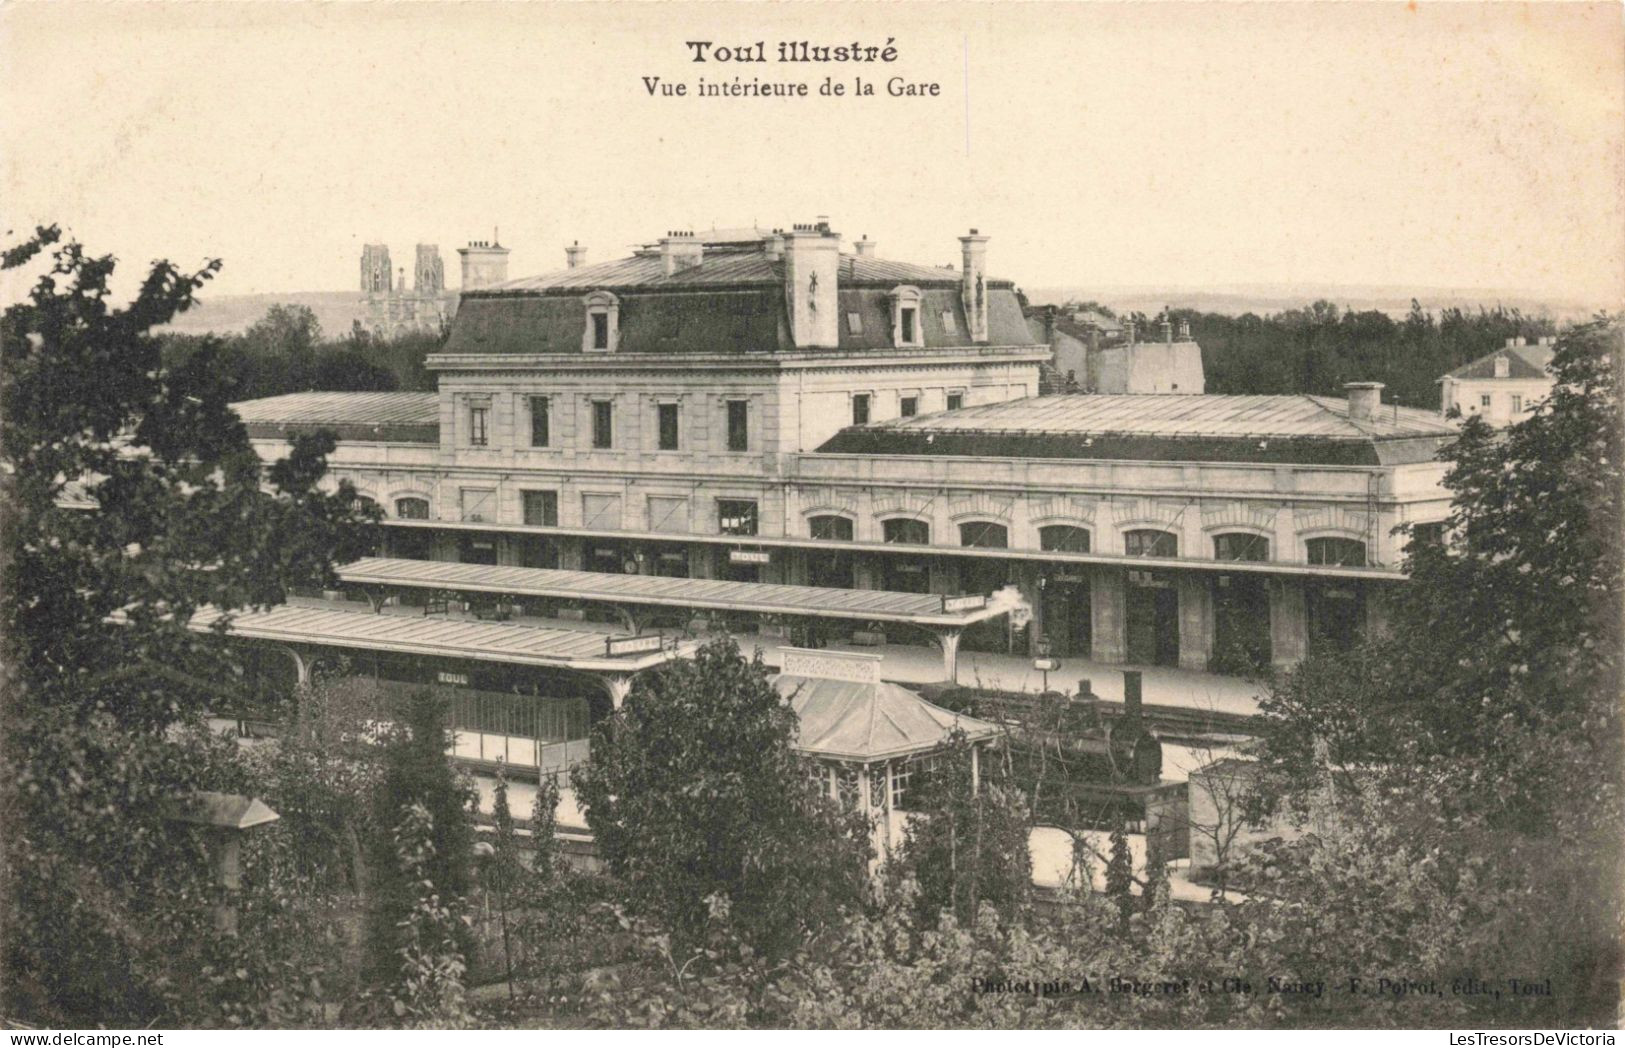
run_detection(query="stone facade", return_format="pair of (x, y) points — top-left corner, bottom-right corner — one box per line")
(241, 222), (1456, 683)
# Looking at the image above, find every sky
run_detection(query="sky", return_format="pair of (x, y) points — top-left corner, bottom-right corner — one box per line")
(3, 1), (1622, 306)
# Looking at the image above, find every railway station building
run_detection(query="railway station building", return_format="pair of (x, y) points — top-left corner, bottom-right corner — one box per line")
(232, 221), (1457, 705)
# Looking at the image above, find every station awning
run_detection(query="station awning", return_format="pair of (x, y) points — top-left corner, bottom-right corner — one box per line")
(336, 557), (1009, 628)
(189, 603), (682, 673)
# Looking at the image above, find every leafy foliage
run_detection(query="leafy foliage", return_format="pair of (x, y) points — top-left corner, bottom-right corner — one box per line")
(571, 637), (872, 959)
(894, 730), (1032, 927)
(365, 690), (478, 981)
(0, 226), (374, 1026)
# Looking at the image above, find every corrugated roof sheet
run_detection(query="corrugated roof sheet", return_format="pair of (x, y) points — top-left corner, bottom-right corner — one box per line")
(231, 391), (440, 443)
(191, 603), (660, 666)
(1445, 342), (1556, 380)
(774, 674), (1000, 761)
(338, 557), (986, 624)
(863, 393), (1458, 440)
(815, 393), (1459, 465)
(232, 392), (439, 426)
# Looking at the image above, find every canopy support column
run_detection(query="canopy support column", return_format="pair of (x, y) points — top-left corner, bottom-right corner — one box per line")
(279, 645), (311, 688)
(610, 605), (640, 636)
(599, 674), (635, 711)
(934, 627), (963, 684)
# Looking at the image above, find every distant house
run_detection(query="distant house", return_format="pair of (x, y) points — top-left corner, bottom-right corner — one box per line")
(1026, 304), (1204, 395)
(1439, 336), (1557, 426)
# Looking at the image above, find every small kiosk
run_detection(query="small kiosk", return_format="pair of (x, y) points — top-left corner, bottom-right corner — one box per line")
(771, 647), (1002, 862)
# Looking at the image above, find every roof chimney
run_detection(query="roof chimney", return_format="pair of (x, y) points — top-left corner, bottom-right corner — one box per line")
(458, 236), (511, 290)
(1345, 381), (1385, 421)
(565, 240), (587, 269)
(1125, 318), (1137, 344)
(1161, 307), (1174, 344)
(659, 230), (703, 276)
(958, 229), (990, 343)
(1177, 318), (1191, 340)
(854, 234), (876, 258)
(783, 221), (841, 348)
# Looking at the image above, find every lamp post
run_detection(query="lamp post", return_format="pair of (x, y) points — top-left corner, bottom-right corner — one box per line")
(1033, 635), (1060, 693)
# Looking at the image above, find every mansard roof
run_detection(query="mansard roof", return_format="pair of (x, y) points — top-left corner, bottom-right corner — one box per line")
(440, 246), (1035, 355)
(816, 393), (1460, 466)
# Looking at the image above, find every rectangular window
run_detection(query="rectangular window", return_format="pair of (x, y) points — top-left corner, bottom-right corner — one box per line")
(529, 396), (550, 447)
(1480, 394), (1492, 408)
(946, 392), (964, 411)
(521, 490), (558, 527)
(1511, 395), (1523, 413)
(591, 313), (609, 350)
(592, 400), (613, 449)
(852, 393), (870, 425)
(657, 402), (679, 451)
(469, 406), (488, 447)
(726, 399), (748, 451)
(459, 488), (495, 523)
(717, 499), (759, 536)
(900, 307), (917, 344)
(900, 396), (918, 418)
(846, 312), (863, 335)
(942, 309), (957, 333)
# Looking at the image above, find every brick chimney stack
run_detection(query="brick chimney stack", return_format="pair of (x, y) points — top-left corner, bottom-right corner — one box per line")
(1345, 381), (1385, 421)
(565, 240), (587, 269)
(958, 228), (990, 343)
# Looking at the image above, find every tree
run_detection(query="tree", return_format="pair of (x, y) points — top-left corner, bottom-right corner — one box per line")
(570, 637), (871, 959)
(242, 303), (321, 388)
(0, 226), (375, 1025)
(894, 730), (1031, 927)
(1248, 318), (1624, 1025)
(1104, 825), (1134, 917)
(366, 689), (478, 982)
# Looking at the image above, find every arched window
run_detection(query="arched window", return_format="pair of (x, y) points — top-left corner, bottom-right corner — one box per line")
(958, 521), (1008, 548)
(394, 497), (430, 520)
(882, 518), (930, 545)
(1213, 532), (1269, 562)
(352, 495), (380, 515)
(1039, 524), (1090, 553)
(1307, 537), (1367, 567)
(809, 515), (854, 541)
(1124, 529), (1178, 558)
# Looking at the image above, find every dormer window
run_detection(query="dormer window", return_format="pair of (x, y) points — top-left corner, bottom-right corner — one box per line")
(1493, 355), (1510, 378)
(890, 285), (924, 347)
(583, 290), (620, 353)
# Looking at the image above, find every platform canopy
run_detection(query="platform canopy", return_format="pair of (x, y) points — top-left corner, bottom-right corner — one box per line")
(188, 603), (681, 673)
(337, 557), (1006, 629)
(771, 648), (1001, 763)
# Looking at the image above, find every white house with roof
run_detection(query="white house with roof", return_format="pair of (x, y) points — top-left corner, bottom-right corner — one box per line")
(1439, 336), (1558, 426)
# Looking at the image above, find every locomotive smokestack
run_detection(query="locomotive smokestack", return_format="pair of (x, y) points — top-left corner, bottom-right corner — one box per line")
(1122, 670), (1143, 724)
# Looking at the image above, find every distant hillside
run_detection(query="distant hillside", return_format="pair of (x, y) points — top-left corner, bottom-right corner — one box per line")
(161, 291), (379, 337)
(1025, 285), (1606, 323)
